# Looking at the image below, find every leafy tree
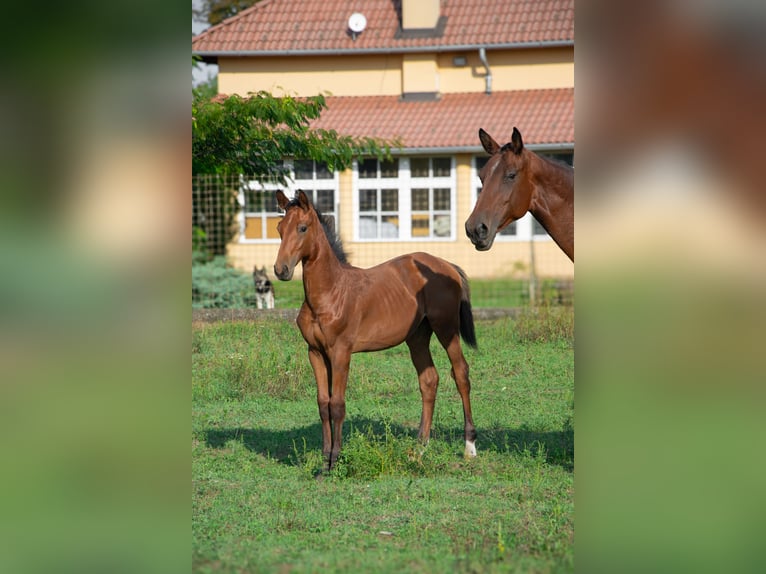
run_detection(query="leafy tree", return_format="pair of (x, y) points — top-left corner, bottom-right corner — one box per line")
(192, 91), (396, 255)
(194, 0), (260, 28)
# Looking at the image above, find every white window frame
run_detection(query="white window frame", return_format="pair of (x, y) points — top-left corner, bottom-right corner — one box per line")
(238, 160), (339, 244)
(352, 156), (457, 242)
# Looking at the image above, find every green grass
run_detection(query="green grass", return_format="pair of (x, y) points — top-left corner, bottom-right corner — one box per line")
(193, 312), (574, 573)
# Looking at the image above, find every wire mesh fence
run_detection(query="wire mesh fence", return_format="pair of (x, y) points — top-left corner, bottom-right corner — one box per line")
(193, 173), (573, 310)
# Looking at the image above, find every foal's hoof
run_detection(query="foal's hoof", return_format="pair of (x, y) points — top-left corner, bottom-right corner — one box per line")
(464, 440), (477, 458)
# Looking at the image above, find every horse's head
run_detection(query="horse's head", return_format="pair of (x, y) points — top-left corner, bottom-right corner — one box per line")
(465, 127), (534, 251)
(274, 190), (317, 281)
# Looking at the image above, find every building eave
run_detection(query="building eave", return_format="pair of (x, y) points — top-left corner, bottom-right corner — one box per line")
(192, 40), (574, 60)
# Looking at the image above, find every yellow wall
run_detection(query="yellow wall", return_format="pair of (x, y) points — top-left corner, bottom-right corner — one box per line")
(437, 47), (574, 93)
(219, 55), (402, 97)
(218, 47), (573, 97)
(402, 53), (439, 94)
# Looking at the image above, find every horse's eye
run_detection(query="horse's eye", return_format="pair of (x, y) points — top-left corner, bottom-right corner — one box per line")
(504, 171), (517, 182)
(298, 224), (308, 233)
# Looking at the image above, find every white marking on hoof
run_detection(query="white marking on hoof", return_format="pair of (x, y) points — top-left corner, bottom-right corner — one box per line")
(465, 440), (477, 458)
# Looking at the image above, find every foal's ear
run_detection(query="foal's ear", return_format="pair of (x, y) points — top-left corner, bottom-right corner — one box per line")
(510, 127), (524, 155)
(297, 190), (311, 211)
(478, 128), (500, 155)
(275, 190), (289, 211)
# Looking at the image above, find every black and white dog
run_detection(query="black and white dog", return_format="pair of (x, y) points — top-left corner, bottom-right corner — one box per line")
(253, 266), (275, 309)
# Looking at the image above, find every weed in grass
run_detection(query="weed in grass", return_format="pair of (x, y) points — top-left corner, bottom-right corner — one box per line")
(513, 305), (574, 344)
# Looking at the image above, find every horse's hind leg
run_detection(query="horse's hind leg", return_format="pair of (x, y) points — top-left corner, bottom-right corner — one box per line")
(435, 330), (477, 458)
(406, 322), (439, 446)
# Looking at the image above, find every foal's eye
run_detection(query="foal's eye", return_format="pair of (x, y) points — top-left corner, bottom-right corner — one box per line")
(298, 224), (308, 233)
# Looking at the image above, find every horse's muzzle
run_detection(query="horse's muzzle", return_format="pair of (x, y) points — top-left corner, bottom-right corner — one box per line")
(274, 263), (294, 281)
(465, 222), (493, 251)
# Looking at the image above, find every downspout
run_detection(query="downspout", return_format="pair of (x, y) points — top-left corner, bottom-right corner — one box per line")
(478, 47), (492, 95)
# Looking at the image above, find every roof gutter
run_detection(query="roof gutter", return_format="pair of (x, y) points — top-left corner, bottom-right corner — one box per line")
(192, 40), (573, 59)
(396, 143), (574, 155)
(478, 47), (492, 95)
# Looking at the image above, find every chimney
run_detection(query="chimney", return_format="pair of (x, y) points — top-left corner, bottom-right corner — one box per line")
(402, 0), (440, 31)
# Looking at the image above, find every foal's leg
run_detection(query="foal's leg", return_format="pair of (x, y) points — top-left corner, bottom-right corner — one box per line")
(406, 322), (439, 445)
(307, 347), (332, 470)
(436, 331), (477, 458)
(328, 348), (351, 470)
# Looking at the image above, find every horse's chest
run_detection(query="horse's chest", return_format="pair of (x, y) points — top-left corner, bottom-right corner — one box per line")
(298, 310), (336, 350)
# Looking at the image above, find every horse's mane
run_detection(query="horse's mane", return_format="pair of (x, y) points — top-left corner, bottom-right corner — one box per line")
(285, 197), (349, 264)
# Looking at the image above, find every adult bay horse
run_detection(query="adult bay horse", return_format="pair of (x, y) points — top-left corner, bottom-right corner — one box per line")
(274, 190), (478, 472)
(465, 127), (574, 261)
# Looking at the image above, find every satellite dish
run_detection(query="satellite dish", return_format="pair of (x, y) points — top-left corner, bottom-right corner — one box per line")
(348, 12), (367, 37)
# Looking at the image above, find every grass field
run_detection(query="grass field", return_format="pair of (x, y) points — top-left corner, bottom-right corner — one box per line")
(192, 308), (574, 573)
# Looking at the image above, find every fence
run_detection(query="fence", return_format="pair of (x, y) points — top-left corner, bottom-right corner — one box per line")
(193, 173), (573, 310)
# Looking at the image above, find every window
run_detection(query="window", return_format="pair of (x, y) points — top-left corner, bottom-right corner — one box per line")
(354, 157), (455, 241)
(410, 158), (452, 238)
(239, 160), (338, 243)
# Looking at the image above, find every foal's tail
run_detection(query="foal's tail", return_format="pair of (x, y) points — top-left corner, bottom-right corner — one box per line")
(453, 265), (477, 349)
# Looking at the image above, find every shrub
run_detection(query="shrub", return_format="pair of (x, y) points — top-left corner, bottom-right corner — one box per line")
(192, 256), (255, 308)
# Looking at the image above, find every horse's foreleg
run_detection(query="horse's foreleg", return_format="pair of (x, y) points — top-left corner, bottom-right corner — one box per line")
(307, 347), (332, 470)
(407, 326), (438, 446)
(328, 350), (351, 470)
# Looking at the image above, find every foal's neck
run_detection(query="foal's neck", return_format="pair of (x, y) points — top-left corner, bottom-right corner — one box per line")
(301, 223), (346, 308)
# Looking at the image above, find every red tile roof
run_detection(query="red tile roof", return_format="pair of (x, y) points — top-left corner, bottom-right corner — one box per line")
(310, 89), (574, 150)
(193, 0), (574, 54)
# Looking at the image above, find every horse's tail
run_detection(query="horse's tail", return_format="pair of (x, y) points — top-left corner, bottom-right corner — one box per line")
(453, 264), (477, 349)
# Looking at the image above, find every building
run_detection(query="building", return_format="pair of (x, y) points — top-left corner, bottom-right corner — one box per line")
(192, 0), (574, 279)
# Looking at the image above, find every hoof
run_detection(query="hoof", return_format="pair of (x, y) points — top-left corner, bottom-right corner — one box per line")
(464, 439), (477, 458)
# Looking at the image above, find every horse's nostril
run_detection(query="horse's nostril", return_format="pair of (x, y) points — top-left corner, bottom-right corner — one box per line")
(476, 223), (488, 239)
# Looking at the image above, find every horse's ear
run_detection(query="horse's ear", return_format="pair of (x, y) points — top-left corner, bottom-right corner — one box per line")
(275, 190), (289, 211)
(510, 127), (524, 155)
(297, 190), (311, 211)
(478, 128), (500, 155)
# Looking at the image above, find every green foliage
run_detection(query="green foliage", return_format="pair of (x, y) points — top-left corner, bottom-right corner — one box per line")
(192, 91), (396, 178)
(195, 0), (260, 27)
(192, 91), (396, 255)
(192, 256), (254, 309)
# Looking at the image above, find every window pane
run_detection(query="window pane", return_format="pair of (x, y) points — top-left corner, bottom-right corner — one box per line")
(432, 157), (450, 177)
(411, 215), (430, 237)
(381, 215), (399, 237)
(315, 161), (332, 179)
(359, 216), (377, 238)
(381, 189), (398, 211)
(294, 159), (313, 180)
(411, 188), (429, 210)
(433, 214), (451, 237)
(359, 158), (377, 179)
(411, 157), (429, 178)
(499, 222), (516, 236)
(533, 218), (547, 236)
(380, 159), (399, 178)
(244, 216), (263, 239)
(475, 156), (489, 170)
(264, 192), (279, 212)
(433, 188), (450, 210)
(359, 189), (377, 212)
(316, 189), (334, 213)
